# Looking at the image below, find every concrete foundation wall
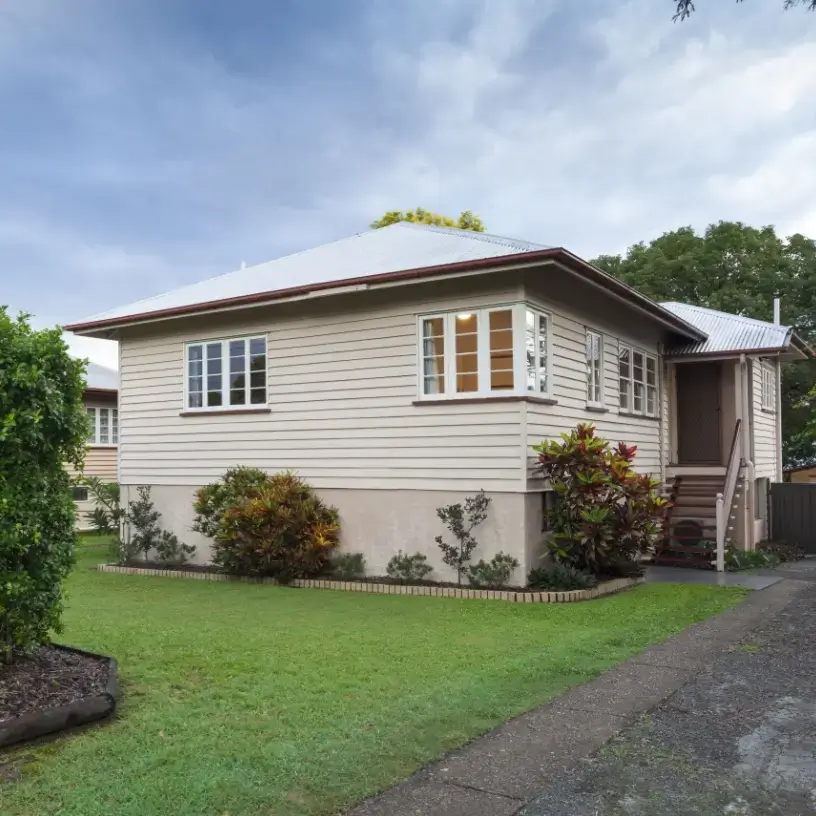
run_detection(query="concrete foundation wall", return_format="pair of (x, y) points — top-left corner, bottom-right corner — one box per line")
(126, 485), (532, 585)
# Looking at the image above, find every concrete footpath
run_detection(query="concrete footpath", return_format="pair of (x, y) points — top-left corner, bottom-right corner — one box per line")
(348, 577), (814, 816)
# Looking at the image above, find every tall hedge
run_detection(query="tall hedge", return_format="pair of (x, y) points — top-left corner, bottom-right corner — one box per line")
(0, 309), (88, 662)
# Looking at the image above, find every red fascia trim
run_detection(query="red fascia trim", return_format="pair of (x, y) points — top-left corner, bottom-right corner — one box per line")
(63, 248), (563, 333)
(63, 247), (705, 341)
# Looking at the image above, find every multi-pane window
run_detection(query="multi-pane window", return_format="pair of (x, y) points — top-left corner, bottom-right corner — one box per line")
(86, 407), (119, 444)
(618, 347), (631, 410)
(526, 309), (548, 394)
(586, 330), (602, 405)
(455, 313), (479, 393)
(761, 363), (775, 411)
(72, 486), (89, 502)
(419, 306), (550, 399)
(421, 317), (445, 395)
(186, 336), (267, 410)
(618, 344), (658, 417)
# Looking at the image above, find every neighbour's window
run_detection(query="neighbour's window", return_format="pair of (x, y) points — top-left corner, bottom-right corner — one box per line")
(186, 336), (267, 410)
(86, 407), (119, 444)
(761, 363), (775, 411)
(72, 486), (89, 503)
(585, 330), (602, 406)
(419, 306), (551, 399)
(618, 345), (658, 417)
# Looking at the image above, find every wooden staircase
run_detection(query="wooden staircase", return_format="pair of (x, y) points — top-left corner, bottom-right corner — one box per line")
(655, 473), (742, 569)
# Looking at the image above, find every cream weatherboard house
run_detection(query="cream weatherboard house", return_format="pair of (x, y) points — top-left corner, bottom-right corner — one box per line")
(65, 224), (808, 576)
(70, 361), (119, 529)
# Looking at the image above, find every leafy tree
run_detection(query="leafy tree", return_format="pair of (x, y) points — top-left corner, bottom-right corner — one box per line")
(591, 221), (816, 465)
(673, 0), (816, 20)
(370, 208), (485, 232)
(0, 310), (88, 663)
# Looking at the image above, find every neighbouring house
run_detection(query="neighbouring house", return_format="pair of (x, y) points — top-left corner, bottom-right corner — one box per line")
(65, 224), (809, 576)
(70, 361), (119, 529)
(784, 465), (816, 483)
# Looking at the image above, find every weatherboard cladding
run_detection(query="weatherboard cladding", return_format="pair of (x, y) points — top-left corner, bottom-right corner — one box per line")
(661, 302), (791, 356)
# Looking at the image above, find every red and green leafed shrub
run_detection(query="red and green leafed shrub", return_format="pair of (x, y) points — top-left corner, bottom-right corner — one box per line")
(533, 423), (668, 577)
(211, 471), (339, 581)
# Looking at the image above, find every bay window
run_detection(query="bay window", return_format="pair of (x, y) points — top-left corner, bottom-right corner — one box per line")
(86, 407), (118, 445)
(186, 335), (267, 410)
(418, 305), (550, 399)
(618, 343), (658, 417)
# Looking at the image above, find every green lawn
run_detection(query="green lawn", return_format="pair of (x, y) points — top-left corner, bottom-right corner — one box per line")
(1, 539), (747, 816)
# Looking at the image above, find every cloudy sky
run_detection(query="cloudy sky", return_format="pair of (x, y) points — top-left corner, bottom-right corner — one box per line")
(2, 0), (814, 368)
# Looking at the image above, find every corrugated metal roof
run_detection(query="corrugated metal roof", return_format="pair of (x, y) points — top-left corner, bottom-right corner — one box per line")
(661, 302), (792, 356)
(84, 362), (118, 391)
(79, 223), (553, 325)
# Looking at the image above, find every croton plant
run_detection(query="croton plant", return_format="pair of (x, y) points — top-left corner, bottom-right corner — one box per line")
(534, 423), (669, 576)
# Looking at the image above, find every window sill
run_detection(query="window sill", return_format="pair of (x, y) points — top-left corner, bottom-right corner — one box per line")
(87, 444), (118, 449)
(413, 395), (558, 407)
(179, 408), (272, 417)
(618, 411), (660, 422)
(760, 406), (776, 414)
(585, 404), (608, 414)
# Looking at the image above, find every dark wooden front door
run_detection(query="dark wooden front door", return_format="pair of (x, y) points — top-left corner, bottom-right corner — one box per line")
(676, 362), (722, 464)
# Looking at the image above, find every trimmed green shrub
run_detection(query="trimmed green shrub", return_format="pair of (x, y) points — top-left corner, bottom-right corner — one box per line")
(386, 551), (433, 583)
(214, 471), (339, 581)
(534, 423), (668, 576)
(468, 552), (520, 588)
(435, 490), (491, 585)
(0, 310), (88, 662)
(193, 466), (268, 538)
(527, 564), (598, 591)
(330, 553), (366, 580)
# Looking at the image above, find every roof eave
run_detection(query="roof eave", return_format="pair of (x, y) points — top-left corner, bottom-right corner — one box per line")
(84, 387), (118, 397)
(64, 247), (706, 342)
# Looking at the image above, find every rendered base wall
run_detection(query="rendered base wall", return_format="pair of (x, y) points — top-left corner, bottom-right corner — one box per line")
(122, 485), (535, 585)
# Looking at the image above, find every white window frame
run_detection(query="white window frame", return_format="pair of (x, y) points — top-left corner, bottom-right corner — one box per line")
(184, 334), (268, 412)
(416, 303), (553, 401)
(585, 329), (603, 408)
(86, 406), (118, 446)
(760, 362), (775, 412)
(618, 343), (659, 418)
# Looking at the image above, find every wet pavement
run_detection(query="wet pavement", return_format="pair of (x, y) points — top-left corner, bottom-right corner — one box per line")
(519, 582), (816, 816)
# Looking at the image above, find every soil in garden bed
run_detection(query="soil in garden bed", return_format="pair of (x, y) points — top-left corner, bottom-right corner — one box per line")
(0, 646), (110, 723)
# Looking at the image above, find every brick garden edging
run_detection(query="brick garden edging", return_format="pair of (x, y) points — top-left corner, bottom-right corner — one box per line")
(96, 564), (643, 603)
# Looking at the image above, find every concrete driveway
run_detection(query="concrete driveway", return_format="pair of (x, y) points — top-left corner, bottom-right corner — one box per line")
(349, 571), (815, 816)
(521, 578), (816, 815)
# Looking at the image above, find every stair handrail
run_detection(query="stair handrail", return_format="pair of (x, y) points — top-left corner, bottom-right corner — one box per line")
(716, 419), (742, 572)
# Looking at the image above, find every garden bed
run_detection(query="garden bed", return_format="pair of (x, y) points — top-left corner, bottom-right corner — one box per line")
(0, 645), (117, 749)
(98, 563), (643, 602)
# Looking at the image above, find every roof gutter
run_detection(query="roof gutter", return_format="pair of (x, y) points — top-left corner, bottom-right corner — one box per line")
(64, 247), (705, 342)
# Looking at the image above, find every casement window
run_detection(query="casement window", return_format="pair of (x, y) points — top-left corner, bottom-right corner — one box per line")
(585, 330), (603, 406)
(71, 486), (89, 503)
(761, 363), (775, 411)
(418, 305), (550, 399)
(185, 335), (267, 410)
(86, 407), (118, 445)
(618, 344), (658, 417)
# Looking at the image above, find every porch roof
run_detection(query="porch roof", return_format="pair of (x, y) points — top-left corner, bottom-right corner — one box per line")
(661, 302), (810, 360)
